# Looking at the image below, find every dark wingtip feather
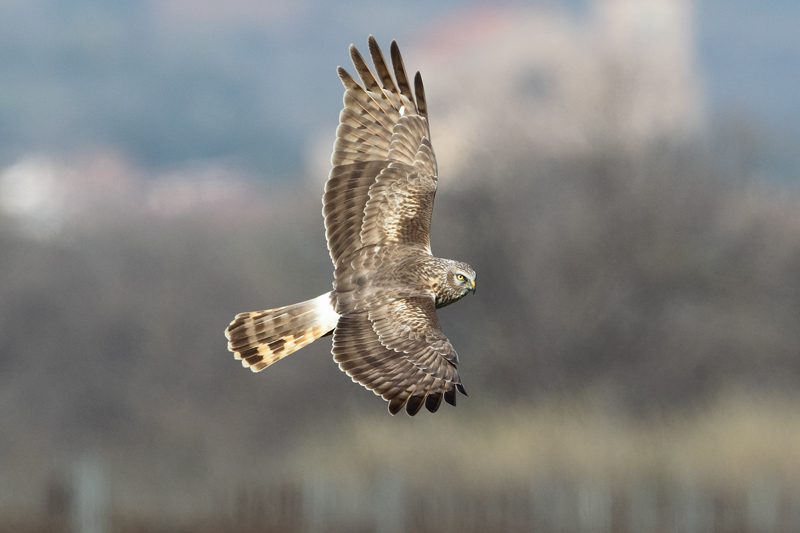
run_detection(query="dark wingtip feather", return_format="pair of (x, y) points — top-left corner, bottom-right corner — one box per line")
(425, 391), (443, 413)
(444, 386), (456, 407)
(414, 71), (427, 119)
(388, 397), (405, 415)
(406, 394), (425, 416)
(389, 40), (412, 101)
(457, 383), (468, 397)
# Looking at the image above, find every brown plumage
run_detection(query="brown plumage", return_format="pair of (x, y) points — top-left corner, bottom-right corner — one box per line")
(225, 36), (476, 415)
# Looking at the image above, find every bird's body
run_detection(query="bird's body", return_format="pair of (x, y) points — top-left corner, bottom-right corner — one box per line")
(226, 36), (475, 415)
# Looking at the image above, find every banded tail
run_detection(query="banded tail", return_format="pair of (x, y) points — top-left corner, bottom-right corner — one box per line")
(225, 292), (341, 371)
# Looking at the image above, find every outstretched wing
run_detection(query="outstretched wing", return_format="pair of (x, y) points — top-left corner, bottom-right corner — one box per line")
(332, 295), (466, 416)
(323, 36), (438, 269)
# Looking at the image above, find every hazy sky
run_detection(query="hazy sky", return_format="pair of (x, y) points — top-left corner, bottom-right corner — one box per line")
(696, 0), (800, 127)
(1, 0), (798, 177)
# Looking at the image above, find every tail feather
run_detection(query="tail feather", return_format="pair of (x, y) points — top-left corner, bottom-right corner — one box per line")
(226, 292), (340, 372)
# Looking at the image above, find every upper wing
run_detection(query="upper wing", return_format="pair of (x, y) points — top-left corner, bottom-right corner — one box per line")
(323, 36), (438, 269)
(332, 295), (466, 416)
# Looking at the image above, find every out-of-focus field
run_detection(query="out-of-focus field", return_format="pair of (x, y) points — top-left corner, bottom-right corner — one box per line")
(2, 138), (800, 532)
(6, 391), (800, 532)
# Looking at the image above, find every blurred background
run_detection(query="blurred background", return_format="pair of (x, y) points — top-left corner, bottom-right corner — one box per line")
(2, 0), (800, 531)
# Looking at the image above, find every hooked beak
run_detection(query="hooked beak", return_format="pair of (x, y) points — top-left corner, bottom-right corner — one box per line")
(470, 280), (476, 294)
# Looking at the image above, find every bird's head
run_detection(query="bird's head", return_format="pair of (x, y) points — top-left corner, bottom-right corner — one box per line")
(436, 261), (476, 307)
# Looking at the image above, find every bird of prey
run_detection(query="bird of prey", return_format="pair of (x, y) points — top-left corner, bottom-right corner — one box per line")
(225, 36), (476, 415)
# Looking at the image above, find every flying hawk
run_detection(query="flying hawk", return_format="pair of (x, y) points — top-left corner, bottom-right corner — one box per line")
(225, 36), (476, 415)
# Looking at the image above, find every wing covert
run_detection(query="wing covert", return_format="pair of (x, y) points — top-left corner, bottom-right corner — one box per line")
(332, 295), (465, 416)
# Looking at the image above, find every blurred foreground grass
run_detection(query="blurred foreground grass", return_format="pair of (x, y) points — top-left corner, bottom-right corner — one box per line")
(8, 388), (800, 532)
(294, 387), (800, 490)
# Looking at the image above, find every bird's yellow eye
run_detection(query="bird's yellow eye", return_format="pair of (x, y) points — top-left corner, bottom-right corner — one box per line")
(456, 273), (466, 282)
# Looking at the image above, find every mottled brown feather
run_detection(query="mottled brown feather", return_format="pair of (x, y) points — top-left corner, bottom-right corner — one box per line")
(359, 165), (436, 251)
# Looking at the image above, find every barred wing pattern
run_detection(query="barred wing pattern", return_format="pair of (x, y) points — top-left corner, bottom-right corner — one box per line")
(333, 296), (463, 416)
(323, 36), (438, 268)
(323, 37), (466, 414)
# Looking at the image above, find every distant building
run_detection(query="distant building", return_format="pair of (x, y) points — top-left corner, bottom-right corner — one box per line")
(412, 0), (704, 177)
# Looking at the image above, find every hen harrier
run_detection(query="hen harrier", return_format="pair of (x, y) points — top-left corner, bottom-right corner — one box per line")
(225, 36), (476, 415)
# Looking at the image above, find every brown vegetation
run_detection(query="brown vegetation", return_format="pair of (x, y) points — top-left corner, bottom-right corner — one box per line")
(2, 131), (800, 530)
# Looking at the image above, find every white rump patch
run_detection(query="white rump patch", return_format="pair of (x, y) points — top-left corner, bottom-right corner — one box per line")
(312, 292), (341, 326)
